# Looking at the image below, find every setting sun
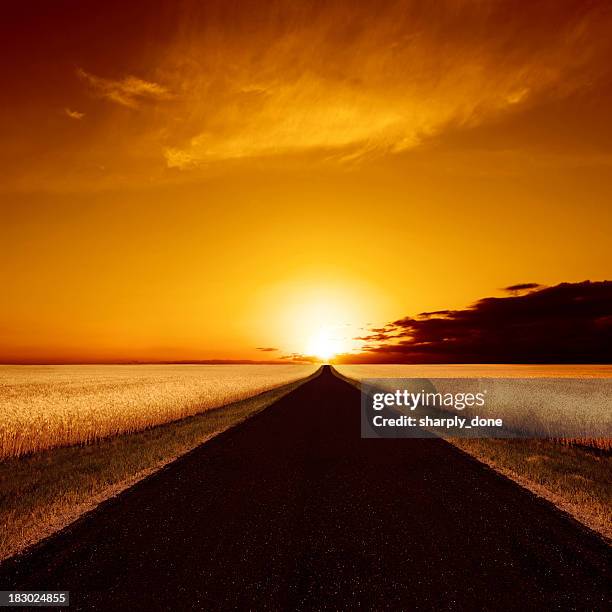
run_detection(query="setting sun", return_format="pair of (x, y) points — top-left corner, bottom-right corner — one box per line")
(249, 278), (385, 361)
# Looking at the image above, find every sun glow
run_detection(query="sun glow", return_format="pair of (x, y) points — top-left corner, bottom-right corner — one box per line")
(251, 276), (391, 362)
(307, 328), (344, 362)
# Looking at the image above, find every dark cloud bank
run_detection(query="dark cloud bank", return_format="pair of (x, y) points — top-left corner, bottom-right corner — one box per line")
(339, 281), (611, 364)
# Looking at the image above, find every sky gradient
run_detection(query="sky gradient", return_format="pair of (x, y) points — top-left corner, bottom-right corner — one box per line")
(2, 1), (611, 363)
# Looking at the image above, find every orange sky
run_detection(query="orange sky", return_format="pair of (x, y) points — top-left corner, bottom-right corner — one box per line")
(2, 0), (612, 363)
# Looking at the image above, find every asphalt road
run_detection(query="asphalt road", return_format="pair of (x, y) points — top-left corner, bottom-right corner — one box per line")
(1, 366), (610, 610)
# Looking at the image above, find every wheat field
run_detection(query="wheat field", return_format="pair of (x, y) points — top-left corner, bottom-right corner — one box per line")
(335, 364), (612, 450)
(0, 364), (318, 459)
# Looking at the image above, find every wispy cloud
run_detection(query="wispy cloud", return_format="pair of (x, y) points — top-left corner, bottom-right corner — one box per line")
(77, 69), (170, 108)
(64, 108), (84, 120)
(256, 347), (278, 352)
(8, 0), (612, 194)
(160, 1), (612, 169)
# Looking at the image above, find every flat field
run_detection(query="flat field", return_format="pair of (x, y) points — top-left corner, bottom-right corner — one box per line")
(335, 364), (612, 450)
(0, 364), (317, 459)
(334, 364), (612, 378)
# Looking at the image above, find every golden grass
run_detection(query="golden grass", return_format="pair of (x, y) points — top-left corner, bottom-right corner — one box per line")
(334, 364), (612, 451)
(0, 365), (317, 459)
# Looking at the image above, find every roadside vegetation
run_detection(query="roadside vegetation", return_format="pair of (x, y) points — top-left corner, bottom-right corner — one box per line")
(334, 364), (611, 451)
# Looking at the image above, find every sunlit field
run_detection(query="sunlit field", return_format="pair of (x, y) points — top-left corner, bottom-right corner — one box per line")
(335, 364), (612, 451)
(334, 364), (612, 379)
(0, 365), (318, 459)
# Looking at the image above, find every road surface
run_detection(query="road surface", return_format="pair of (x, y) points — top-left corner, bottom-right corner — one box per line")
(1, 366), (610, 610)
